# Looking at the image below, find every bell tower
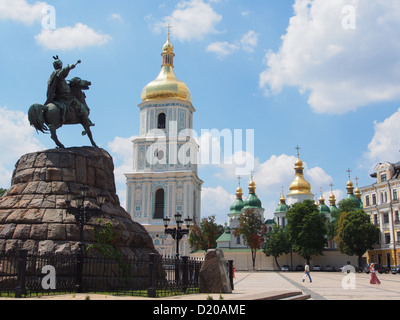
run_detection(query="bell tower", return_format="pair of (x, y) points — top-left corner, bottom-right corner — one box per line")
(125, 32), (203, 257)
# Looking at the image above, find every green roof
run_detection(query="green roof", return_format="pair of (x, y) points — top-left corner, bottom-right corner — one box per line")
(318, 203), (330, 214)
(243, 193), (262, 209)
(216, 232), (231, 243)
(329, 205), (339, 214)
(347, 193), (363, 209)
(275, 203), (288, 213)
(229, 198), (244, 214)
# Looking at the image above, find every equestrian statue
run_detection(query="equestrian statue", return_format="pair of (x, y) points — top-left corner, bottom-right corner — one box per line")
(28, 56), (97, 149)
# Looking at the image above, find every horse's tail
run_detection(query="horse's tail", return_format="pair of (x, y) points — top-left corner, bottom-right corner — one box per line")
(28, 103), (49, 133)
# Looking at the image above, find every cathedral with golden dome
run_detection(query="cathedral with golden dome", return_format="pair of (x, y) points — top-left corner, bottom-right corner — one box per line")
(125, 31), (203, 257)
(210, 147), (362, 270)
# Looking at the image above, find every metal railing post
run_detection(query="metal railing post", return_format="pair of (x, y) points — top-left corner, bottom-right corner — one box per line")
(228, 260), (234, 291)
(182, 256), (188, 293)
(15, 249), (28, 298)
(148, 253), (156, 298)
(75, 242), (84, 293)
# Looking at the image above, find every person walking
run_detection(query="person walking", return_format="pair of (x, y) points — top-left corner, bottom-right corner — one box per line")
(369, 263), (381, 285)
(303, 262), (312, 283)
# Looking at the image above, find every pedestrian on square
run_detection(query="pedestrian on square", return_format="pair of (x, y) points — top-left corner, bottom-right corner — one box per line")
(369, 263), (381, 285)
(303, 262), (312, 283)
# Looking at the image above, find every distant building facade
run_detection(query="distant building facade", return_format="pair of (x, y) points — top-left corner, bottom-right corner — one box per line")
(360, 161), (400, 268)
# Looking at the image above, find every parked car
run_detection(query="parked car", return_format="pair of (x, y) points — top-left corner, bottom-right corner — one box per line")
(312, 265), (322, 271)
(324, 265), (336, 272)
(281, 265), (290, 271)
(391, 265), (400, 274)
(295, 265), (305, 271)
(338, 264), (360, 273)
(364, 263), (390, 274)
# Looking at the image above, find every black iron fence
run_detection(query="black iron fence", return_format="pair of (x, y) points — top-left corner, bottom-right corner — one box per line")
(0, 249), (205, 298)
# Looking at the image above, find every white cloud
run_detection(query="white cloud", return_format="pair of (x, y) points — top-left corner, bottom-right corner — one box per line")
(259, 0), (400, 114)
(0, 106), (45, 187)
(35, 23), (112, 50)
(108, 135), (137, 184)
(0, 0), (47, 25)
(255, 154), (296, 193)
(365, 107), (400, 164)
(107, 135), (138, 210)
(156, 0), (222, 42)
(240, 30), (258, 53)
(206, 41), (239, 59)
(201, 186), (235, 224)
(207, 30), (258, 58)
(306, 167), (333, 190)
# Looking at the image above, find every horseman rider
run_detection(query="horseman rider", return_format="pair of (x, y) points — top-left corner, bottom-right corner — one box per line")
(46, 56), (91, 125)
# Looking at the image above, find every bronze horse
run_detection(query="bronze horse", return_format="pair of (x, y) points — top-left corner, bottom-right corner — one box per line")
(28, 77), (97, 149)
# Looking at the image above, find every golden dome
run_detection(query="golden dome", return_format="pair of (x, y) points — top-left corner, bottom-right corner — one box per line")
(347, 179), (354, 194)
(141, 34), (192, 103)
(236, 186), (243, 199)
(249, 180), (256, 194)
(288, 155), (313, 196)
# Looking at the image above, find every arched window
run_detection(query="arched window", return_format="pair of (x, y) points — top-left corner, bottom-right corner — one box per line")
(154, 189), (165, 219)
(158, 113), (166, 129)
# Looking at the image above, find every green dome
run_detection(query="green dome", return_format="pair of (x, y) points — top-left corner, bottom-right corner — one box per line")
(243, 193), (262, 210)
(329, 205), (339, 214)
(347, 193), (363, 209)
(318, 203), (331, 214)
(230, 198), (244, 214)
(275, 203), (288, 214)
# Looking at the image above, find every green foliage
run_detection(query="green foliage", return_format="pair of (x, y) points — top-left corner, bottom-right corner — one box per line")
(335, 209), (379, 267)
(263, 225), (291, 270)
(286, 200), (328, 263)
(188, 215), (224, 251)
(87, 219), (122, 260)
(338, 198), (361, 214)
(87, 219), (134, 280)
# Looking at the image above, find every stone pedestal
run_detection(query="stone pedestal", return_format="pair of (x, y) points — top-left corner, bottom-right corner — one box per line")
(199, 249), (232, 294)
(0, 147), (156, 258)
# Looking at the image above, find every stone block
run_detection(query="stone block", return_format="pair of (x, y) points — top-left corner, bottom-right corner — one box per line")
(13, 224), (31, 239)
(199, 249), (232, 294)
(46, 167), (62, 181)
(48, 224), (66, 240)
(30, 224), (48, 240)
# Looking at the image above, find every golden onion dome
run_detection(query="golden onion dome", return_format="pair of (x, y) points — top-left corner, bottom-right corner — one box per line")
(329, 192), (336, 205)
(236, 186), (243, 199)
(249, 180), (256, 194)
(288, 155), (313, 196)
(347, 179), (354, 194)
(141, 34), (192, 103)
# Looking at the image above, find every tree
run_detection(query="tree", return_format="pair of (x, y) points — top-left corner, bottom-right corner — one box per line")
(263, 225), (291, 270)
(286, 200), (328, 264)
(234, 208), (267, 270)
(188, 215), (224, 252)
(335, 209), (380, 269)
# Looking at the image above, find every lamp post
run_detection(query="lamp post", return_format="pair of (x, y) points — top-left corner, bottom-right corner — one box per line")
(65, 186), (107, 244)
(163, 213), (193, 259)
(65, 186), (106, 293)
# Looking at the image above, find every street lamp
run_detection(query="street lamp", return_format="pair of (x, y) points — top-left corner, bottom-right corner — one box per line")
(163, 213), (193, 258)
(65, 186), (107, 244)
(65, 186), (106, 293)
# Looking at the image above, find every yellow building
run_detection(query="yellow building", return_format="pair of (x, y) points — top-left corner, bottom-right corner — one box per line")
(360, 162), (400, 267)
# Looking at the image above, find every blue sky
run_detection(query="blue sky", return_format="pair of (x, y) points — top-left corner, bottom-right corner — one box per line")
(1, 0), (400, 225)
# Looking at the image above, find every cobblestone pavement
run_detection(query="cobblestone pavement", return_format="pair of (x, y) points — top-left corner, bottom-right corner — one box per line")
(2, 271), (400, 300)
(275, 271), (400, 300)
